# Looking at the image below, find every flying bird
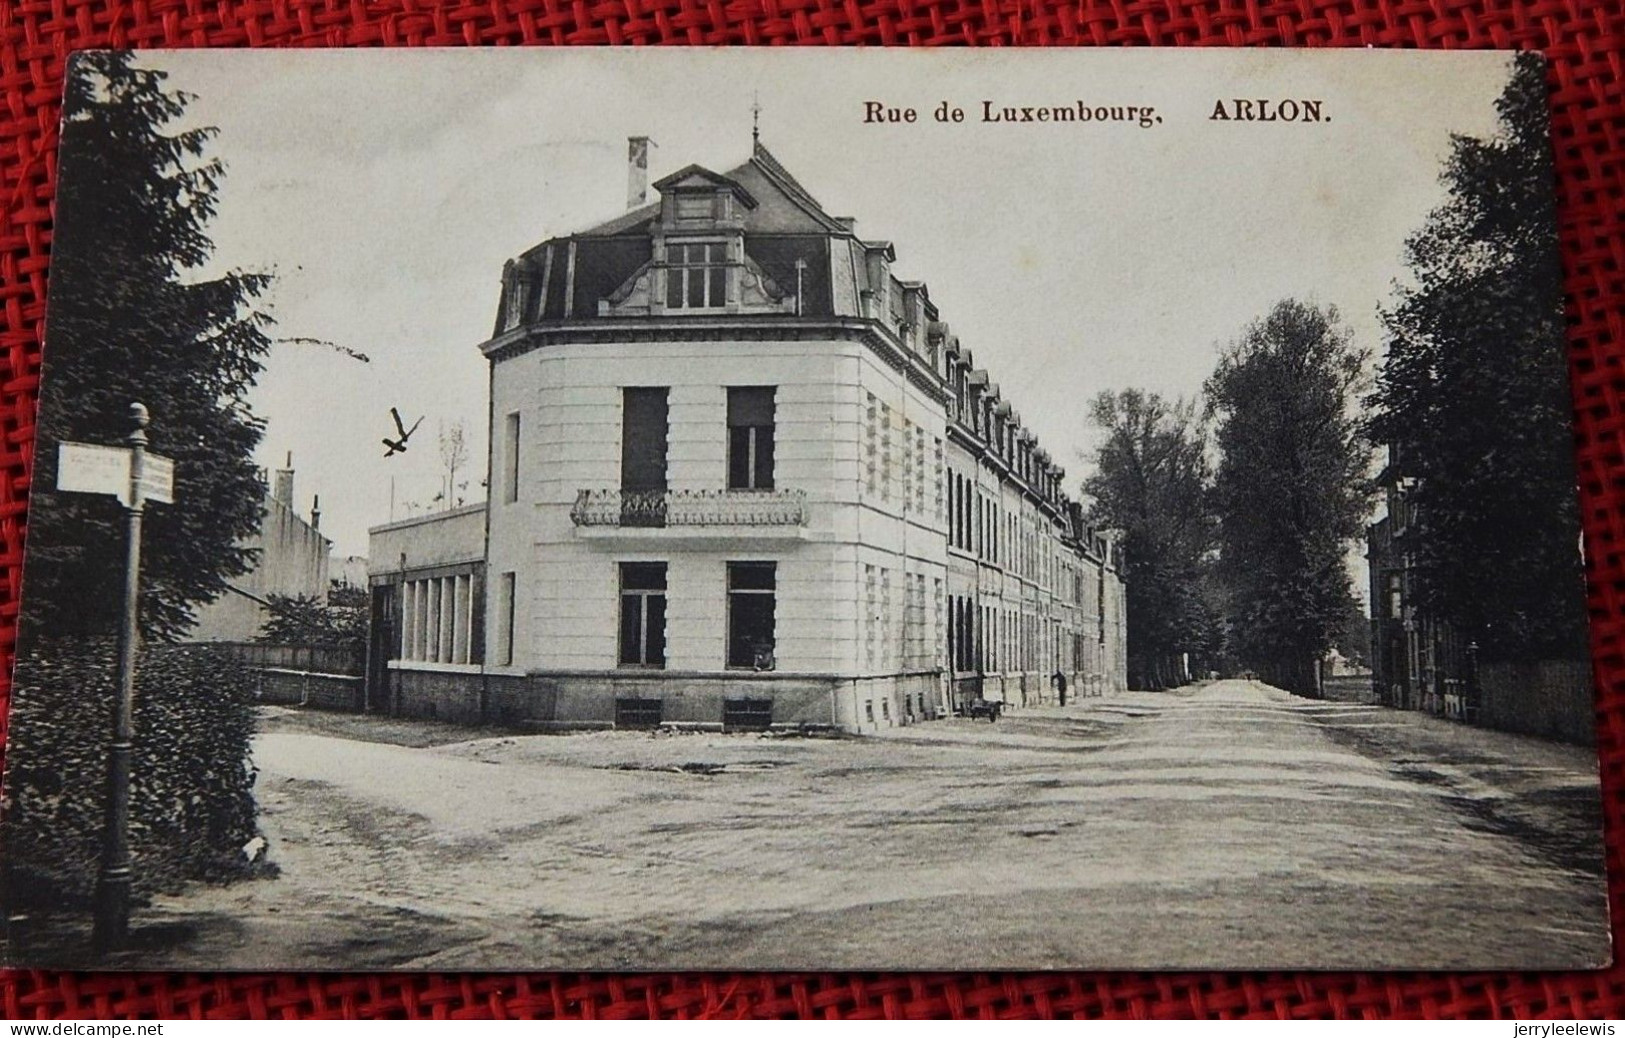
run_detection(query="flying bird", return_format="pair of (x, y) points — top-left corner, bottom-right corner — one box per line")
(383, 407), (424, 457)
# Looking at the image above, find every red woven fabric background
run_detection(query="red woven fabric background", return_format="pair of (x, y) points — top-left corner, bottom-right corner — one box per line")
(0, 0), (1622, 1021)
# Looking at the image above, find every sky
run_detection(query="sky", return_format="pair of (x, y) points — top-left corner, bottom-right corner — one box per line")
(135, 48), (1515, 562)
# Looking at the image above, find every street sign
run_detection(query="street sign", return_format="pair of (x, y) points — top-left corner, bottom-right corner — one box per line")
(57, 441), (174, 506)
(140, 455), (174, 505)
(58, 442), (131, 503)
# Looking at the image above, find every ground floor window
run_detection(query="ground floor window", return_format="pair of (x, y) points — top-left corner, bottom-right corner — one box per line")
(619, 562), (667, 667)
(728, 561), (776, 669)
(723, 698), (773, 732)
(396, 568), (483, 666)
(615, 697), (663, 729)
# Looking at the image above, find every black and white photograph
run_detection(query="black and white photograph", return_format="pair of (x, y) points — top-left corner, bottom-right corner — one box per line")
(0, 47), (1607, 971)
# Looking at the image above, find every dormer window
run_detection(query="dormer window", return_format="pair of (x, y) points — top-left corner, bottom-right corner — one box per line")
(666, 242), (727, 310)
(675, 192), (717, 224)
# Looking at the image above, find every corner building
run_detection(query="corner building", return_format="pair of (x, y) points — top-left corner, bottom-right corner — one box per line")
(374, 142), (1126, 732)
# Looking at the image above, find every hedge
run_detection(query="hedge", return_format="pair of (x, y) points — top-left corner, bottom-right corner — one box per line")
(2, 637), (268, 909)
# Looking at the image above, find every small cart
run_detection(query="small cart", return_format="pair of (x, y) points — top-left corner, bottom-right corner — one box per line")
(965, 698), (1002, 722)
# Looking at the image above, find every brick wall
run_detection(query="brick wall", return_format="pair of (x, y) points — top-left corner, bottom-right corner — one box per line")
(256, 669), (363, 712)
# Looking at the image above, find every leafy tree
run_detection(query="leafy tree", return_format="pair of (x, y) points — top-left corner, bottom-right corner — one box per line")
(1366, 52), (1587, 663)
(1082, 389), (1222, 688)
(1333, 596), (1372, 669)
(1207, 300), (1371, 695)
(23, 52), (273, 643)
(257, 588), (366, 647)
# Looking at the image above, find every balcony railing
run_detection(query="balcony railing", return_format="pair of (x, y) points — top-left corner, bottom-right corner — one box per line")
(571, 488), (808, 528)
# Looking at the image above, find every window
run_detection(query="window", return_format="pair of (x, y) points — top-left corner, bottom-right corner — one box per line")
(666, 242), (726, 309)
(675, 193), (715, 223)
(621, 387), (669, 526)
(975, 494), (983, 557)
(619, 563), (667, 667)
(727, 387), (776, 490)
(497, 571), (515, 667)
(723, 698), (773, 733)
(727, 562), (776, 669)
(503, 411), (520, 504)
(616, 698), (663, 729)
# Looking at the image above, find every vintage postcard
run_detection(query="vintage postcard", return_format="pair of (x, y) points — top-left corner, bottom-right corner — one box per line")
(0, 48), (1606, 971)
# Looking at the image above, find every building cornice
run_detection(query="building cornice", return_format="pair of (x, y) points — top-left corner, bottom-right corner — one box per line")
(947, 421), (1071, 526)
(368, 502), (488, 536)
(478, 316), (950, 405)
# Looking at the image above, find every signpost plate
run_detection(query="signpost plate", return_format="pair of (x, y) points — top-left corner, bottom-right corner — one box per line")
(141, 455), (174, 505)
(58, 442), (132, 505)
(58, 441), (174, 506)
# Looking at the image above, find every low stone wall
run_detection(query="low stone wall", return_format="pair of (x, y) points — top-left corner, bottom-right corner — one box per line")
(1476, 659), (1596, 746)
(255, 668), (363, 712)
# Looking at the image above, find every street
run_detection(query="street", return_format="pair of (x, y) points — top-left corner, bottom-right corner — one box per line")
(131, 679), (1609, 971)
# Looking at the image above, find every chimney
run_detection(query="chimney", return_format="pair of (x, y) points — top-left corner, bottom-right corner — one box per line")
(311, 493), (321, 531)
(627, 136), (651, 210)
(272, 451), (294, 504)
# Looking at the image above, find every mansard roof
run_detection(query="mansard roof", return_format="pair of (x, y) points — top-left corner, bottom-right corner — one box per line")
(485, 140), (1098, 557)
(557, 142), (847, 243)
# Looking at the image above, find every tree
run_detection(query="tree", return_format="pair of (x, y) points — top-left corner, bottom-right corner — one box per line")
(24, 53), (273, 642)
(1333, 596), (1372, 669)
(1366, 52), (1587, 663)
(439, 419), (469, 509)
(257, 588), (366, 647)
(1206, 300), (1371, 695)
(1082, 389), (1222, 688)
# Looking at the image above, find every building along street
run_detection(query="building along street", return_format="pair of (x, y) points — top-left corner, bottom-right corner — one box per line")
(128, 680), (1608, 972)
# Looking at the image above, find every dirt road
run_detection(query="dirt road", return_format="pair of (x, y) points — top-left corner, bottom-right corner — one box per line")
(113, 679), (1609, 971)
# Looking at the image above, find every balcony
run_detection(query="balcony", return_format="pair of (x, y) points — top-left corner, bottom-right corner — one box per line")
(570, 488), (810, 547)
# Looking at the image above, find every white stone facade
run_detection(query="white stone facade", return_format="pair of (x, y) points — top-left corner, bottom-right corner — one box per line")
(484, 339), (948, 731)
(367, 140), (1127, 732)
